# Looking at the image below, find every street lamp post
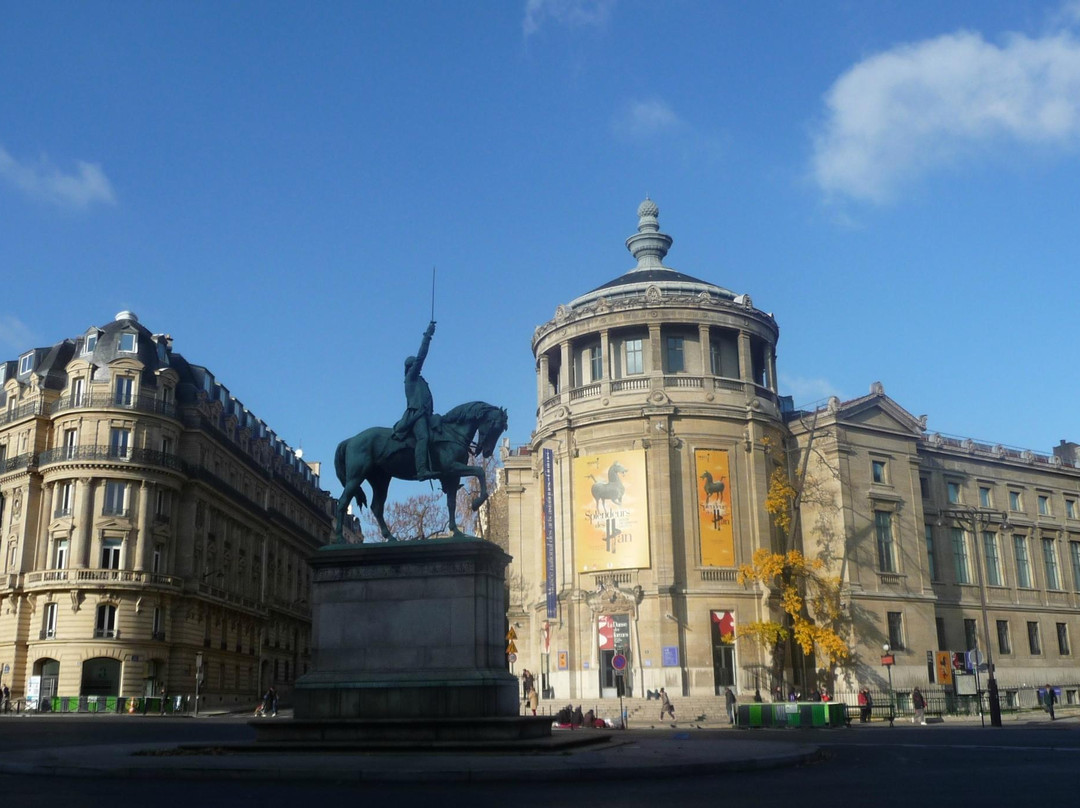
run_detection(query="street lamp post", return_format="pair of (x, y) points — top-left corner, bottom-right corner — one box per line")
(938, 506), (1008, 728)
(881, 643), (895, 727)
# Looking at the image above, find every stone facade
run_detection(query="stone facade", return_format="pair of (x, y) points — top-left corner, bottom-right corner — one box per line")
(503, 201), (1080, 706)
(0, 312), (331, 708)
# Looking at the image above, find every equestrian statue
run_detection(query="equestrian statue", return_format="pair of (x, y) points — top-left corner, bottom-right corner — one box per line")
(334, 320), (508, 542)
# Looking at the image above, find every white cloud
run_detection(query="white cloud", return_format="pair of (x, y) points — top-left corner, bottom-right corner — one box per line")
(0, 144), (116, 208)
(523, 0), (616, 37)
(779, 374), (844, 408)
(614, 98), (682, 138)
(812, 29), (1080, 202)
(0, 315), (36, 354)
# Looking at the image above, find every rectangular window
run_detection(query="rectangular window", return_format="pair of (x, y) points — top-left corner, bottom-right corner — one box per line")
(101, 539), (122, 569)
(588, 345), (602, 382)
(947, 482), (961, 504)
(119, 332), (137, 352)
(1057, 623), (1070, 656)
(152, 545), (163, 574)
(1009, 491), (1022, 512)
(54, 539), (68, 570)
(1014, 535), (1032, 588)
(875, 511), (895, 573)
(709, 342), (723, 376)
(925, 524), (938, 581)
(1043, 538), (1061, 590)
(964, 618), (978, 651)
(920, 477), (930, 499)
(1068, 499), (1078, 520)
(114, 376), (134, 407)
(56, 482), (74, 517)
(18, 353), (33, 375)
(983, 531), (1003, 586)
(935, 617), (947, 651)
(43, 602), (58, 639)
(103, 481), (128, 516)
(979, 487), (992, 508)
(62, 428), (78, 459)
(95, 604), (117, 638)
(83, 334), (97, 353)
(153, 607), (164, 640)
(625, 339), (643, 375)
(665, 337), (684, 372)
(155, 488), (169, 517)
(1038, 495), (1051, 516)
(871, 460), (886, 484)
(70, 377), (84, 407)
(1071, 541), (1080, 591)
(109, 428), (130, 459)
(952, 528), (971, 584)
(887, 611), (904, 650)
(1028, 621), (1042, 655)
(997, 620), (1011, 655)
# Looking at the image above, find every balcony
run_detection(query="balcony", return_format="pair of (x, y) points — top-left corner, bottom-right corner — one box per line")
(23, 568), (184, 591)
(37, 445), (187, 473)
(1, 453), (33, 473)
(51, 392), (177, 419)
(0, 399), (48, 426)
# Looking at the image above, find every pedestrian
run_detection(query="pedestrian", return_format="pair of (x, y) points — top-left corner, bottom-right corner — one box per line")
(268, 686), (278, 717)
(725, 687), (737, 725)
(1, 683), (9, 713)
(521, 669), (533, 702)
(857, 689), (868, 722)
(659, 687), (675, 721)
(527, 685), (539, 716)
(1044, 684), (1056, 720)
(912, 687), (926, 725)
(752, 689), (763, 703)
(865, 689), (874, 722)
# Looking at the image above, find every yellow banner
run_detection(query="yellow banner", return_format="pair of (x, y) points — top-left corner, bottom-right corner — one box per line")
(696, 449), (735, 567)
(572, 449), (650, 572)
(935, 651), (953, 686)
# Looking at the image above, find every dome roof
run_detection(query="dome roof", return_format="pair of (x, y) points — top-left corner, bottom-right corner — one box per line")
(569, 199), (734, 308)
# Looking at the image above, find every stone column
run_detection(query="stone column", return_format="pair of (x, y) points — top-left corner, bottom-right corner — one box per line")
(559, 340), (571, 395)
(73, 477), (94, 569)
(649, 324), (662, 384)
(36, 482), (56, 570)
(737, 331), (752, 385)
(698, 324), (712, 379)
(135, 480), (151, 572)
(766, 345), (777, 391)
(599, 329), (611, 392)
(537, 353), (549, 405)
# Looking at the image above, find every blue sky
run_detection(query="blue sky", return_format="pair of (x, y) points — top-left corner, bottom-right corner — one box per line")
(4, 1), (1080, 498)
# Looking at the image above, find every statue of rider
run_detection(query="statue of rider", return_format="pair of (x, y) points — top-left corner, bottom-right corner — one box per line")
(392, 320), (438, 479)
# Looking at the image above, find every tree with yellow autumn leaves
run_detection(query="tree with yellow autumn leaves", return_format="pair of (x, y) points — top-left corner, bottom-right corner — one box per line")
(735, 432), (848, 692)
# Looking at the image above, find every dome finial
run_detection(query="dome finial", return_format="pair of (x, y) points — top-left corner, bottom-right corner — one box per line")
(627, 198), (671, 270)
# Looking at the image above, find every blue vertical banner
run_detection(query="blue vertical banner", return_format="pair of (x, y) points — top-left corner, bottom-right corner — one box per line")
(543, 448), (557, 618)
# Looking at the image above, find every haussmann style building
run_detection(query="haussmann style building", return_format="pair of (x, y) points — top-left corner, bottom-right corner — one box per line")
(501, 200), (1080, 711)
(0, 311), (331, 711)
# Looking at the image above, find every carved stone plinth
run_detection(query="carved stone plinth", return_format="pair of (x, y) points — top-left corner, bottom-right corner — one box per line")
(291, 537), (521, 722)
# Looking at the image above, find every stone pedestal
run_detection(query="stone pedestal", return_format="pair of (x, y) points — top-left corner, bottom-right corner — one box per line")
(292, 537), (520, 721)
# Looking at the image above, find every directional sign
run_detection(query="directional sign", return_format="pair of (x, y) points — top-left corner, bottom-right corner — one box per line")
(506, 640), (518, 655)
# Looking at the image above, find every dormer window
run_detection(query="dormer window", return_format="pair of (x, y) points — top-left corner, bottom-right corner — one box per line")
(84, 334), (98, 354)
(119, 333), (137, 353)
(18, 353), (33, 375)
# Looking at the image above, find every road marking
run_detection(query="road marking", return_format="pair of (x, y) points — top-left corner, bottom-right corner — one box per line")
(820, 742), (1080, 753)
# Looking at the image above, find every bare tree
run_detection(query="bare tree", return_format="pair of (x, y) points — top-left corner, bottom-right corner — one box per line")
(360, 491), (446, 541)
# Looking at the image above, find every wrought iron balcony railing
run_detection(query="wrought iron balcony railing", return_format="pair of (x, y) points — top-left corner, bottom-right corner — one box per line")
(51, 392), (177, 418)
(36, 445), (186, 473)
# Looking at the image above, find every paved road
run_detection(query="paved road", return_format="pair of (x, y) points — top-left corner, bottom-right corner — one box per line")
(0, 715), (1075, 807)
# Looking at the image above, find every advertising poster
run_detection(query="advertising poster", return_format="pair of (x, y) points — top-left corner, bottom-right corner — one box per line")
(572, 449), (650, 572)
(695, 449), (735, 567)
(542, 448), (557, 618)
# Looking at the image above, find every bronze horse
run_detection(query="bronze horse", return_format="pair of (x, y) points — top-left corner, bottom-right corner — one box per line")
(334, 400), (508, 541)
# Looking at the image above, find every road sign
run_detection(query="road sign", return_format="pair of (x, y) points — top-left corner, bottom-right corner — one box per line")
(508, 653), (517, 664)
(612, 653), (628, 672)
(880, 654), (895, 666)
(506, 640), (518, 655)
(506, 627), (517, 641)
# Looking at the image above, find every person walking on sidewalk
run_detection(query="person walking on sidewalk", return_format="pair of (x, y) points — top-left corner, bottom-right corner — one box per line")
(1045, 684), (1057, 720)
(912, 687), (927, 725)
(725, 687), (738, 725)
(659, 688), (675, 721)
